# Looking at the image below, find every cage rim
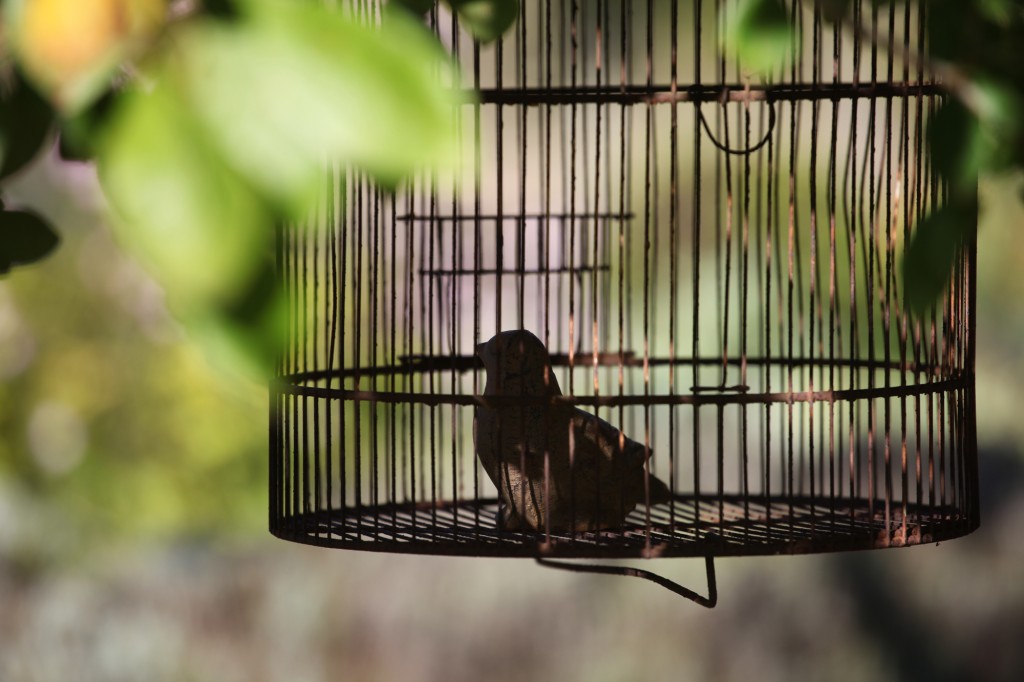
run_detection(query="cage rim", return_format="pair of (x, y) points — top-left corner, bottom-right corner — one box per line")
(270, 496), (978, 560)
(272, 370), (970, 408)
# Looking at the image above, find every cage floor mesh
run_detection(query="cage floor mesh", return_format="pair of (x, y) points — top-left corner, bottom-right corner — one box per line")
(271, 495), (975, 559)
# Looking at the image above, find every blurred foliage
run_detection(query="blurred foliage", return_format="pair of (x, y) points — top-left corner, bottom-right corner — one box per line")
(0, 160), (267, 561)
(0, 0), (480, 378)
(0, 206), (59, 274)
(393, 0), (520, 42)
(0, 0), (517, 560)
(902, 1), (1024, 312)
(5, 0), (166, 113)
(724, 0), (796, 75)
(0, 0), (1020, 471)
(0, 5), (1023, 679)
(3, 0), (1018, 377)
(0, 71), (53, 180)
(444, 0), (520, 42)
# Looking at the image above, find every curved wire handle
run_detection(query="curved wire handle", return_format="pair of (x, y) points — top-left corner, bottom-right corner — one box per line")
(535, 534), (720, 608)
(698, 99), (777, 156)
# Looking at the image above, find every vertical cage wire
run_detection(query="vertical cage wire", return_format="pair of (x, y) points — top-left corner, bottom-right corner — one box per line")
(270, 0), (978, 559)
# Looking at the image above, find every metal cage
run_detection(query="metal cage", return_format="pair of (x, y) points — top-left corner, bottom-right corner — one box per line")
(270, 0), (978, 587)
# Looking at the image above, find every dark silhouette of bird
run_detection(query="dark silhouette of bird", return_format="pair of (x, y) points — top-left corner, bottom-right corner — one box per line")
(474, 329), (672, 532)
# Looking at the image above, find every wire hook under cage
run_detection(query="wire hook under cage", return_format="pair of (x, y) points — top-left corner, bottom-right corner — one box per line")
(535, 534), (720, 608)
(697, 100), (777, 156)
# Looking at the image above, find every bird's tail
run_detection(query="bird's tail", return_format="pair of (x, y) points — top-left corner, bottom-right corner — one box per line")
(645, 474), (674, 505)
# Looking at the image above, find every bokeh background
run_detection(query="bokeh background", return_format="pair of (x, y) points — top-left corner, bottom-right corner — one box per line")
(5, 4), (1024, 676)
(2, 128), (1024, 682)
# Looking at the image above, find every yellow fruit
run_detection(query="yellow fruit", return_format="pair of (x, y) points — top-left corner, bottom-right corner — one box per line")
(14, 0), (166, 111)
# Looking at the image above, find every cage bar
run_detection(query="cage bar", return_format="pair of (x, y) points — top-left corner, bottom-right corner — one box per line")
(270, 0), (978, 561)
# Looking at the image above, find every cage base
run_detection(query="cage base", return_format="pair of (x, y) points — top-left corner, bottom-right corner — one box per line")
(271, 495), (976, 559)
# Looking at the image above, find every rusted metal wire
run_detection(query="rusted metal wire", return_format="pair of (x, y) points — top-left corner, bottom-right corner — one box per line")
(536, 551), (718, 607)
(477, 81), (943, 105)
(270, 0), (978, 574)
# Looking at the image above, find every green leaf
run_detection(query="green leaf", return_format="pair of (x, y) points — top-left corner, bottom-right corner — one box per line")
(94, 2), (465, 378)
(966, 75), (1023, 142)
(902, 202), (973, 315)
(926, 1), (969, 62)
(977, 0), (1017, 28)
(392, 0), (436, 16)
(188, 257), (287, 379)
(929, 89), (1019, 197)
(0, 208), (60, 274)
(58, 89), (117, 162)
(0, 72), (55, 180)
(924, 0), (1021, 67)
(173, 1), (460, 214)
(203, 0), (241, 20)
(724, 0), (794, 75)
(96, 76), (271, 306)
(929, 101), (985, 195)
(446, 0), (520, 43)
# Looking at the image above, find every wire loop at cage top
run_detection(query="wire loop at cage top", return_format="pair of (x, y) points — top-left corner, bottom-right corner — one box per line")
(270, 0), (979, 560)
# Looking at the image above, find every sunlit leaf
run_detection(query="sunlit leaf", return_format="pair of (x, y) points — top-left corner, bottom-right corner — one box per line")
(173, 0), (460, 214)
(0, 72), (55, 180)
(446, 0), (520, 43)
(96, 76), (271, 305)
(902, 202), (974, 315)
(0, 208), (61, 274)
(724, 0), (794, 75)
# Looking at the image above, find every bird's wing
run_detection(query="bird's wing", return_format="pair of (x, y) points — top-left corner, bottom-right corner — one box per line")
(573, 403), (651, 466)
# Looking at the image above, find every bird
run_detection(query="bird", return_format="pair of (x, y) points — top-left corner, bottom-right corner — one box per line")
(474, 329), (672, 533)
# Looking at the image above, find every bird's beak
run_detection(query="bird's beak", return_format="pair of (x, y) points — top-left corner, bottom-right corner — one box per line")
(475, 342), (486, 356)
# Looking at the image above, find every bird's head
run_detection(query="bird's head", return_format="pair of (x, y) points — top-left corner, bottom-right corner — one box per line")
(476, 329), (561, 396)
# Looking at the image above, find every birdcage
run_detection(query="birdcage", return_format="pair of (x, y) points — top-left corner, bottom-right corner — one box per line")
(270, 0), (978, 605)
